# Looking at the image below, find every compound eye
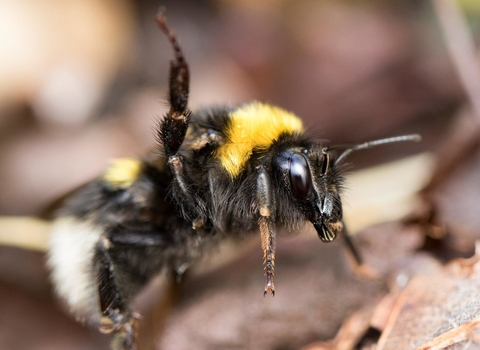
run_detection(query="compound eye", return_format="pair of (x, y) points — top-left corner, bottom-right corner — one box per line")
(289, 153), (313, 200)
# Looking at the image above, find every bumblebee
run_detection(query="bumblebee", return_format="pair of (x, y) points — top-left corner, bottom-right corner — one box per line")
(47, 14), (420, 350)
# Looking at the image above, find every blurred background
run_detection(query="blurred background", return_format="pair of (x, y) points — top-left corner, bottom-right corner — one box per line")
(1, 0), (480, 349)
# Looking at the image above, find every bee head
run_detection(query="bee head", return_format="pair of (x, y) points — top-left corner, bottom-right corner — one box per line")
(272, 134), (421, 242)
(273, 146), (343, 243)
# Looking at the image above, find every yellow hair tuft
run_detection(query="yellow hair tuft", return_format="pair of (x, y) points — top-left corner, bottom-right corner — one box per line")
(103, 158), (142, 188)
(216, 102), (304, 178)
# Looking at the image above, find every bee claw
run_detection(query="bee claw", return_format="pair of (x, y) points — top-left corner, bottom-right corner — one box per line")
(263, 287), (275, 297)
(264, 277), (275, 297)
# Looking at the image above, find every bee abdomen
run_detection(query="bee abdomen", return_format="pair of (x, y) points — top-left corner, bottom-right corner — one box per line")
(48, 217), (102, 325)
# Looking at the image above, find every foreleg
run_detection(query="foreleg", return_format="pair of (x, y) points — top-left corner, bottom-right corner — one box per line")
(256, 165), (277, 296)
(342, 222), (363, 266)
(156, 14), (206, 227)
(156, 13), (190, 158)
(342, 222), (378, 278)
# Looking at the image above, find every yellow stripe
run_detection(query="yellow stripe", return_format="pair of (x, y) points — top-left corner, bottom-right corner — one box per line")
(216, 102), (304, 178)
(103, 158), (142, 188)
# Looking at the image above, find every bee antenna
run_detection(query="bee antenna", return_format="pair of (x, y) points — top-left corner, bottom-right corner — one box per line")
(325, 134), (421, 165)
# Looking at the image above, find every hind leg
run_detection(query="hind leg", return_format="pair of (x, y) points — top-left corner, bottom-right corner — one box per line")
(94, 233), (171, 350)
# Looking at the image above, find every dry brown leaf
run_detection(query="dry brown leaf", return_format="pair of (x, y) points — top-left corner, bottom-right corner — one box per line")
(377, 251), (480, 350)
(299, 302), (379, 350)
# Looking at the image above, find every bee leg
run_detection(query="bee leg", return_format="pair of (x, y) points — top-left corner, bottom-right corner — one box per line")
(95, 237), (138, 350)
(342, 222), (378, 279)
(156, 13), (190, 159)
(342, 223), (362, 266)
(93, 232), (174, 349)
(168, 155), (206, 228)
(155, 14), (206, 228)
(256, 166), (276, 296)
(174, 261), (192, 283)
